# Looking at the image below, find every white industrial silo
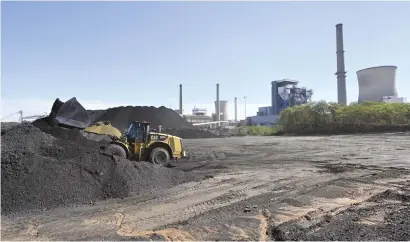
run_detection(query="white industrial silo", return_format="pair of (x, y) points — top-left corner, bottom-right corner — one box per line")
(357, 66), (398, 102)
(214, 100), (228, 121)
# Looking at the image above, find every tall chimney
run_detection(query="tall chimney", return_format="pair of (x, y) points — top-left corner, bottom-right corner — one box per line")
(216, 83), (220, 123)
(234, 97), (238, 121)
(336, 23), (347, 105)
(179, 84), (183, 115)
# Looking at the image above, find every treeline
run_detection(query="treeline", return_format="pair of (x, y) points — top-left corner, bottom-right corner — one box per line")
(278, 101), (410, 135)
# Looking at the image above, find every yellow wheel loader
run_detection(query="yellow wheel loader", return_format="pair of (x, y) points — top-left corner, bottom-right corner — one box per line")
(102, 121), (186, 166)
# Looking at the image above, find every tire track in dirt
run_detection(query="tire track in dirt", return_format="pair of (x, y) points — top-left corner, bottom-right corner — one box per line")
(1, 171), (280, 240)
(126, 175), (342, 240)
(159, 170), (410, 241)
(118, 181), (274, 234)
(87, 171), (279, 234)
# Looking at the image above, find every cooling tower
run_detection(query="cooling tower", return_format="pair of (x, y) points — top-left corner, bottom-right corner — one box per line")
(214, 100), (228, 121)
(357, 66), (398, 102)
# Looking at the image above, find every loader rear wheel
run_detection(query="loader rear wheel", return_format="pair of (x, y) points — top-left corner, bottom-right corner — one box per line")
(105, 144), (127, 159)
(149, 147), (170, 166)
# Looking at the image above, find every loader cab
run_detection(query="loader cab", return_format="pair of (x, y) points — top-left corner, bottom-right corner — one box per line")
(125, 121), (151, 144)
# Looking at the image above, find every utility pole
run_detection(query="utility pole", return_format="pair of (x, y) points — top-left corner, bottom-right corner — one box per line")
(244, 96), (247, 125)
(216, 83), (220, 127)
(179, 84), (183, 114)
(234, 97), (238, 122)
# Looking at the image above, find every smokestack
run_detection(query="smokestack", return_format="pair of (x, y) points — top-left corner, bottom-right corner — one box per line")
(179, 84), (183, 115)
(216, 83), (220, 123)
(336, 23), (347, 105)
(234, 97), (238, 121)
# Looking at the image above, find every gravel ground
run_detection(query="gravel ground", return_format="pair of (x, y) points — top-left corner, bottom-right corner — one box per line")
(1, 133), (409, 240)
(270, 187), (410, 241)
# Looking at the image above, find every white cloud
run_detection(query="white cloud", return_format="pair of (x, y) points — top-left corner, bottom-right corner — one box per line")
(1, 97), (270, 122)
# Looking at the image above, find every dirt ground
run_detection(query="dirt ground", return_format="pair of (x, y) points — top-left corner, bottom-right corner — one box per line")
(2, 133), (410, 241)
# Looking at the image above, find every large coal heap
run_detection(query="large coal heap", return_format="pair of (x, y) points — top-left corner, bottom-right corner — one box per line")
(32, 118), (101, 148)
(87, 106), (194, 130)
(34, 98), (224, 139)
(1, 123), (200, 214)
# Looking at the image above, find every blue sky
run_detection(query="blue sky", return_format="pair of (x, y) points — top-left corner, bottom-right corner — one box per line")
(1, 1), (409, 121)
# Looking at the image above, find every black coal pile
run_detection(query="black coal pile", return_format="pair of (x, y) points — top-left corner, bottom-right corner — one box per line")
(32, 118), (101, 148)
(88, 106), (194, 130)
(1, 122), (22, 135)
(34, 98), (226, 139)
(162, 128), (220, 139)
(1, 123), (200, 214)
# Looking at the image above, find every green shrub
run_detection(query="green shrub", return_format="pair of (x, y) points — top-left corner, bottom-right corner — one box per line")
(279, 101), (410, 134)
(233, 125), (282, 136)
(236, 126), (249, 136)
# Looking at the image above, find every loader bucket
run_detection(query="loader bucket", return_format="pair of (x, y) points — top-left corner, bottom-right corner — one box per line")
(53, 97), (91, 129)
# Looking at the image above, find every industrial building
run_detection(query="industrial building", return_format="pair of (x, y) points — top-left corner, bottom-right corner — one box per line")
(382, 96), (407, 103)
(247, 79), (313, 126)
(183, 107), (213, 124)
(271, 79), (313, 115)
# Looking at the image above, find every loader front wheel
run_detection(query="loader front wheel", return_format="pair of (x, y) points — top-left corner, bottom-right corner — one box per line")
(105, 144), (127, 159)
(149, 147), (170, 166)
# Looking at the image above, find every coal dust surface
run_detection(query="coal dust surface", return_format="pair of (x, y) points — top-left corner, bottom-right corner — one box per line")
(1, 123), (200, 215)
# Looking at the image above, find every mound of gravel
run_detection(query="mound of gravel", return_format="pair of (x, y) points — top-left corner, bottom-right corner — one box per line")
(1, 123), (200, 214)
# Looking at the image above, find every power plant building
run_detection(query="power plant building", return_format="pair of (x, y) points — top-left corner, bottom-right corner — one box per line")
(183, 107), (212, 124)
(382, 96), (407, 103)
(271, 79), (313, 115)
(247, 79), (313, 126)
